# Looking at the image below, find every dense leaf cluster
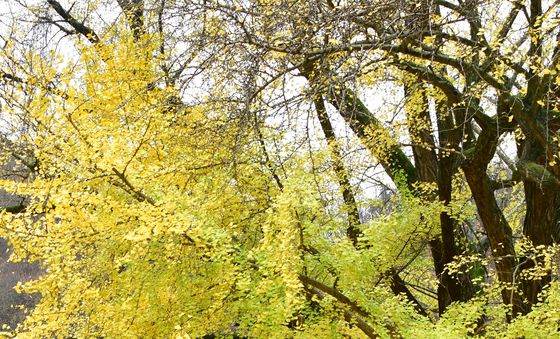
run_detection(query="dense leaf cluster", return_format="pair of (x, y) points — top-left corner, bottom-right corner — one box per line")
(1, 0), (560, 337)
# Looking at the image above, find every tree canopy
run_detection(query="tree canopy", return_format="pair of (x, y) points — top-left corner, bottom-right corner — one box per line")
(1, 0), (560, 337)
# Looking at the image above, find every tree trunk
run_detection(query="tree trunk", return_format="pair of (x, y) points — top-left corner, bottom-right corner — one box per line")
(520, 139), (560, 309)
(404, 83), (475, 312)
(463, 124), (526, 316)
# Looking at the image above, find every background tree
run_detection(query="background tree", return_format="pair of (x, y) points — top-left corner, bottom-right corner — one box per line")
(1, 0), (560, 338)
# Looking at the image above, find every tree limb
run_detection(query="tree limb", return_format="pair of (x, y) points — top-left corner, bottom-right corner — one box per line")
(111, 167), (155, 205)
(46, 0), (100, 44)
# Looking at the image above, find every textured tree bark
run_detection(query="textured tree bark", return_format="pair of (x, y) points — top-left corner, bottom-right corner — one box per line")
(117, 0), (146, 41)
(519, 139), (560, 309)
(463, 126), (525, 316)
(521, 183), (560, 307)
(405, 83), (475, 312)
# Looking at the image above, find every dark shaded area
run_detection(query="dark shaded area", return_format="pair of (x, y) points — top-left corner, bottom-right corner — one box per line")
(0, 152), (40, 330)
(0, 238), (41, 330)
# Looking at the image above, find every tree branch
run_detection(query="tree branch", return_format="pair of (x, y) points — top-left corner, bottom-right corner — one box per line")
(304, 285), (380, 338)
(46, 0), (100, 44)
(312, 94), (361, 246)
(111, 167), (155, 205)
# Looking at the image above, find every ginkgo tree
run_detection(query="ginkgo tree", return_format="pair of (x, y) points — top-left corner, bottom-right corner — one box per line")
(1, 0), (560, 338)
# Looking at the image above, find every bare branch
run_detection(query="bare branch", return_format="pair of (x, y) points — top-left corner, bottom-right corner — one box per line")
(46, 0), (100, 44)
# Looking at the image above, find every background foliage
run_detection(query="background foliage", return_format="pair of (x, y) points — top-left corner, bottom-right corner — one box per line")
(0, 0), (560, 337)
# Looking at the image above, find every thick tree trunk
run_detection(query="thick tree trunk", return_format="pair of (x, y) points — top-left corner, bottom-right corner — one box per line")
(438, 154), (476, 304)
(519, 139), (560, 309)
(463, 124), (526, 316)
(521, 182), (560, 307)
(326, 83), (476, 313)
(524, 182), (560, 249)
(463, 166), (525, 316)
(404, 83), (475, 312)
(117, 0), (145, 41)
